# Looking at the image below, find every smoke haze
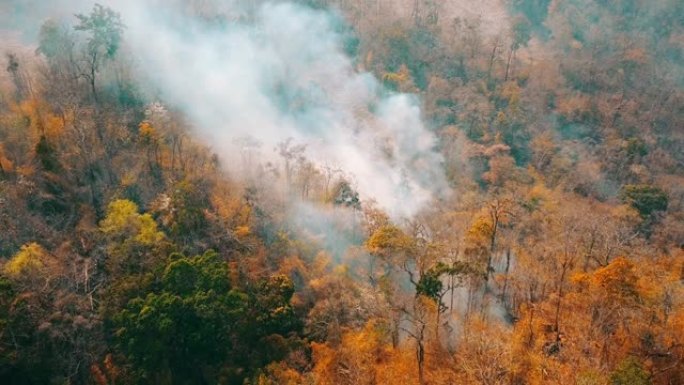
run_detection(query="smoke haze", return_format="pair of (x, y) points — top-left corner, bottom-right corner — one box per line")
(126, 1), (447, 218)
(0, 0), (449, 218)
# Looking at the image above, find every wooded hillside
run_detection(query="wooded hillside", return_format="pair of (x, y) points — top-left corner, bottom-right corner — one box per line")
(0, 1), (682, 384)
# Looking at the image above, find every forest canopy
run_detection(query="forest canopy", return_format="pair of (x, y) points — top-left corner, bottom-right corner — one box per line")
(0, 0), (682, 384)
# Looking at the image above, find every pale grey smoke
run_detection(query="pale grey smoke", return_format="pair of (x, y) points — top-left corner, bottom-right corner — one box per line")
(1, 0), (448, 218)
(115, 0), (447, 218)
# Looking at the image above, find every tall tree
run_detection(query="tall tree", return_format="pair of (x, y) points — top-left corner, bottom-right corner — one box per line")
(74, 4), (124, 103)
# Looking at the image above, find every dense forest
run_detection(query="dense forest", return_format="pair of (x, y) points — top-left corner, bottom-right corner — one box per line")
(0, 0), (683, 384)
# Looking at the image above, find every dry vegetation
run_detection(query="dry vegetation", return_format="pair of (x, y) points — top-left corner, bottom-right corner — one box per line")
(0, 0), (683, 384)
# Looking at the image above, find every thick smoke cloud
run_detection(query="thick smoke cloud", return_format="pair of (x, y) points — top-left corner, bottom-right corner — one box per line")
(121, 1), (447, 218)
(2, 0), (448, 218)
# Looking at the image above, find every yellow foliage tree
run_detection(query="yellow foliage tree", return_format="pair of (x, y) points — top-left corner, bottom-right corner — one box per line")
(99, 199), (166, 281)
(4, 242), (47, 278)
(312, 320), (395, 385)
(100, 199), (164, 246)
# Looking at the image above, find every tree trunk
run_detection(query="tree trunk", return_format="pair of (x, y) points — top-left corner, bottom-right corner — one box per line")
(417, 325), (426, 385)
(553, 261), (569, 347)
(500, 248), (511, 302)
(435, 306), (441, 342)
(485, 207), (500, 290)
(487, 39), (500, 82)
(505, 48), (515, 81)
(89, 50), (99, 104)
(449, 274), (455, 314)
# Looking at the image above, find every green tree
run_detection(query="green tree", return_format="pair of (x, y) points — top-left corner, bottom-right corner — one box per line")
(114, 251), (245, 384)
(74, 3), (124, 102)
(416, 261), (475, 304)
(38, 19), (74, 60)
(113, 251), (300, 384)
(158, 180), (211, 251)
(620, 185), (668, 218)
(99, 199), (167, 319)
(34, 135), (60, 173)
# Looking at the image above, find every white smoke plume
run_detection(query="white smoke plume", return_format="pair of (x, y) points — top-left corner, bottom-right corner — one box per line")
(2, 0), (449, 219)
(123, 1), (447, 218)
